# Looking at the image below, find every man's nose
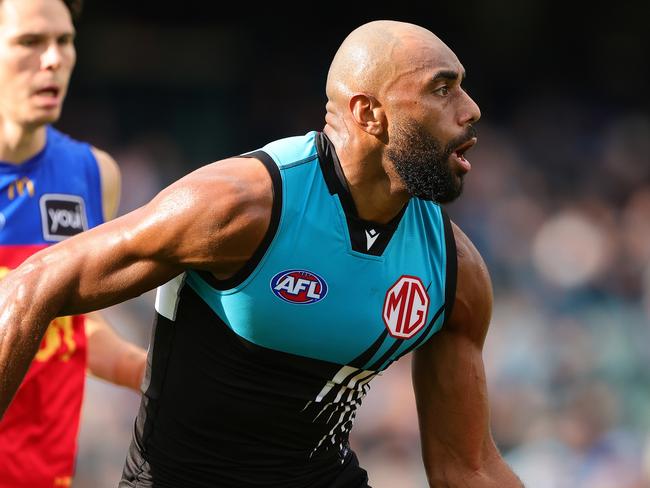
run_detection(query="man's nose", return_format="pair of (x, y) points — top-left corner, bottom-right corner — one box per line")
(41, 42), (62, 71)
(458, 91), (481, 126)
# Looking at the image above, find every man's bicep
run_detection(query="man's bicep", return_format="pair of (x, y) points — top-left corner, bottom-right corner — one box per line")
(52, 198), (190, 314)
(62, 157), (273, 313)
(446, 221), (494, 345)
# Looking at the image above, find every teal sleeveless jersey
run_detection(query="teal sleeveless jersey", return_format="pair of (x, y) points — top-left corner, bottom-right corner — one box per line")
(122, 131), (456, 488)
(185, 131), (454, 371)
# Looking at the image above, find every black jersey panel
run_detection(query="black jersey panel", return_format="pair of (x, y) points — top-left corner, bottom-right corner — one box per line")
(122, 285), (372, 487)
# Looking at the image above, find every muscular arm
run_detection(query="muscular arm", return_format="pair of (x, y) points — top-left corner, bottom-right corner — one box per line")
(0, 157), (273, 417)
(86, 147), (146, 392)
(85, 312), (147, 392)
(412, 222), (523, 487)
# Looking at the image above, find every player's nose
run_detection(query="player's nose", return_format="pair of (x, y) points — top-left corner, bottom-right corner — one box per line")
(459, 91), (481, 126)
(41, 42), (62, 71)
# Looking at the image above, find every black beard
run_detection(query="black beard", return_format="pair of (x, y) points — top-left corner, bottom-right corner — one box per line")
(387, 121), (476, 203)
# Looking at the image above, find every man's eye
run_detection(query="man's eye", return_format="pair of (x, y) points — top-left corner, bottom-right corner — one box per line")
(18, 37), (40, 47)
(435, 86), (450, 96)
(58, 35), (74, 46)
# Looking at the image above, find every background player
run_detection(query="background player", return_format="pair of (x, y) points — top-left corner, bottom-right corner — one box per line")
(0, 0), (146, 486)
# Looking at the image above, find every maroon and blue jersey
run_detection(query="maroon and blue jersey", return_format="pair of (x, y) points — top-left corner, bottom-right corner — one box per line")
(0, 126), (104, 488)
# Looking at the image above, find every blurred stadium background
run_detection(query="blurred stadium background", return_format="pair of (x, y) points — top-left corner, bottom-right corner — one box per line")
(59, 3), (649, 487)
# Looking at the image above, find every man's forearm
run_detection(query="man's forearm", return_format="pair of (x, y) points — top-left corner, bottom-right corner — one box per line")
(86, 312), (147, 392)
(425, 452), (524, 488)
(113, 343), (147, 391)
(427, 469), (524, 487)
(0, 259), (66, 417)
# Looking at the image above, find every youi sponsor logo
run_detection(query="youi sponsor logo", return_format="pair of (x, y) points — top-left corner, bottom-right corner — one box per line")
(40, 194), (88, 241)
(270, 269), (328, 304)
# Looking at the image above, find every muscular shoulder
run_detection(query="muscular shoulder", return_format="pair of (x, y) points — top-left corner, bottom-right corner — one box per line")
(91, 147), (121, 221)
(171, 157), (273, 229)
(143, 156), (275, 277)
(446, 221), (494, 345)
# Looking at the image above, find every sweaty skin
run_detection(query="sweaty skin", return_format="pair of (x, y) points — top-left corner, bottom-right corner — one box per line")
(0, 20), (522, 487)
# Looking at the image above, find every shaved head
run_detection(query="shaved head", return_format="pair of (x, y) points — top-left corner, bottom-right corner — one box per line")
(323, 20), (481, 207)
(326, 20), (453, 105)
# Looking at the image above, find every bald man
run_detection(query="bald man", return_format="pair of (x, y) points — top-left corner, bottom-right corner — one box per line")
(0, 20), (523, 487)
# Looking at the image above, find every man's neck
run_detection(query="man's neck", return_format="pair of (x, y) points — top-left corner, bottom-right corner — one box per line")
(343, 164), (410, 224)
(0, 122), (47, 164)
(325, 128), (410, 225)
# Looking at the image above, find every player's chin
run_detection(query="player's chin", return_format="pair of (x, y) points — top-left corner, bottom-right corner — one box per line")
(29, 111), (61, 126)
(436, 177), (464, 204)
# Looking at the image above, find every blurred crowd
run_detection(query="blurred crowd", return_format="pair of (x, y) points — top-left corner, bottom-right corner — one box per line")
(453, 104), (650, 487)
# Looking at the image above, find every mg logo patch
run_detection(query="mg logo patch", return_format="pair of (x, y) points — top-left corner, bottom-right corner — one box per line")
(270, 269), (328, 304)
(40, 194), (88, 241)
(382, 275), (430, 339)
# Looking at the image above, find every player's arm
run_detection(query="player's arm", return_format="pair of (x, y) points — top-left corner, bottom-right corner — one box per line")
(86, 147), (146, 392)
(412, 222), (523, 487)
(92, 146), (121, 221)
(84, 312), (146, 392)
(0, 156), (273, 417)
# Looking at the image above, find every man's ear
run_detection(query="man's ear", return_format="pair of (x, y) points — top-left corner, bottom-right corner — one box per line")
(349, 93), (386, 137)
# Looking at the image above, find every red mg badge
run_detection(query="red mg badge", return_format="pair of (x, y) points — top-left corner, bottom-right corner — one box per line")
(382, 275), (429, 339)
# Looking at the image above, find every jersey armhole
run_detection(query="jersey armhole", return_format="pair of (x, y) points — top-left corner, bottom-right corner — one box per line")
(195, 150), (283, 291)
(441, 209), (458, 329)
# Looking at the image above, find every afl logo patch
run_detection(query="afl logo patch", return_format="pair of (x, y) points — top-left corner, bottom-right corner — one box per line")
(270, 269), (328, 304)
